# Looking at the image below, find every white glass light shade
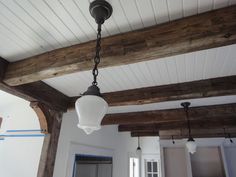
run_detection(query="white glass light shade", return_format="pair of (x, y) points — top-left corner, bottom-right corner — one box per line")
(136, 147), (142, 157)
(75, 95), (108, 135)
(186, 140), (197, 154)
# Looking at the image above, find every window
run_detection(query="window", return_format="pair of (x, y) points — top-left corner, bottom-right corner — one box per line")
(129, 157), (140, 177)
(145, 160), (159, 177)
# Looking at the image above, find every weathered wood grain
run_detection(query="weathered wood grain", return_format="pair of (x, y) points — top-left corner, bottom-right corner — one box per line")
(102, 103), (236, 125)
(131, 129), (236, 138)
(31, 102), (63, 177)
(119, 117), (236, 132)
(131, 131), (159, 137)
(69, 76), (236, 108)
(159, 128), (236, 139)
(0, 117), (2, 129)
(4, 5), (236, 86)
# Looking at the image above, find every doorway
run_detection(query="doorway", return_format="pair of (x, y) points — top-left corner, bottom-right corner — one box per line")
(73, 155), (112, 177)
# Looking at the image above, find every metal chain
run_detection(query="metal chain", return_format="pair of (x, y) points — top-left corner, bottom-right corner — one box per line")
(92, 24), (102, 85)
(185, 106), (192, 137)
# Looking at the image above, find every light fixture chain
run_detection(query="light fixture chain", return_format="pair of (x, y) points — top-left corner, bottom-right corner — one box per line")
(185, 106), (192, 137)
(92, 23), (102, 85)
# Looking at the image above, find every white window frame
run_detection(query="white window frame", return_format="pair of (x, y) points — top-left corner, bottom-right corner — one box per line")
(145, 159), (159, 177)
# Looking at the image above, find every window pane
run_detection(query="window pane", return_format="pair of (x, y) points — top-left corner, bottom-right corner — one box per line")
(147, 162), (152, 172)
(153, 162), (158, 172)
(148, 174), (152, 177)
(153, 174), (158, 177)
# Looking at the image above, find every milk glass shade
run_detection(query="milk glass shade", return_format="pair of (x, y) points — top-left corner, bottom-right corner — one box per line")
(186, 138), (197, 154)
(75, 95), (108, 135)
(136, 147), (142, 157)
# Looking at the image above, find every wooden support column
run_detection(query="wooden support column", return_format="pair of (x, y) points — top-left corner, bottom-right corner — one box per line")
(0, 117), (2, 128)
(31, 102), (63, 177)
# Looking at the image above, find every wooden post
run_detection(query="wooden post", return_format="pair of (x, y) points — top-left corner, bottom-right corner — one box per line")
(31, 102), (63, 177)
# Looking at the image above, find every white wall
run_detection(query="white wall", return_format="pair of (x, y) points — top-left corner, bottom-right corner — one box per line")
(160, 138), (236, 177)
(163, 147), (188, 177)
(224, 146), (236, 177)
(191, 147), (225, 177)
(53, 110), (160, 177)
(0, 91), (44, 177)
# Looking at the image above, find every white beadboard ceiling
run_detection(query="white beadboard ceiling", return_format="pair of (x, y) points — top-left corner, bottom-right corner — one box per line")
(0, 0), (235, 61)
(0, 0), (236, 106)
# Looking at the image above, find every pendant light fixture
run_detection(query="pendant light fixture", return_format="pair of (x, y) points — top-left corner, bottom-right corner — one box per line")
(224, 128), (234, 144)
(136, 136), (142, 157)
(75, 0), (112, 134)
(228, 133), (234, 143)
(181, 102), (197, 154)
(171, 135), (175, 144)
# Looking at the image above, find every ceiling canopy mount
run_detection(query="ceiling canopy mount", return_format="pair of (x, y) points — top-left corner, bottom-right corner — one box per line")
(89, 0), (113, 25)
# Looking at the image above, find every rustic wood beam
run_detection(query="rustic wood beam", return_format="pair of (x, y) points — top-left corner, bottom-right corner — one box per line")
(119, 117), (236, 132)
(131, 130), (236, 138)
(159, 128), (236, 139)
(0, 58), (70, 111)
(0, 57), (8, 80)
(0, 117), (2, 128)
(4, 6), (236, 86)
(69, 76), (236, 108)
(131, 131), (159, 137)
(30, 102), (49, 134)
(102, 103), (236, 125)
(30, 102), (63, 177)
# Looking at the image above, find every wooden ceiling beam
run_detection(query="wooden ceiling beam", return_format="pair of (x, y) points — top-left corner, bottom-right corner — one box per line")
(159, 128), (236, 139)
(0, 58), (70, 111)
(131, 128), (236, 138)
(3, 6), (236, 86)
(119, 117), (236, 132)
(131, 131), (159, 137)
(0, 117), (2, 128)
(102, 103), (236, 125)
(69, 75), (236, 108)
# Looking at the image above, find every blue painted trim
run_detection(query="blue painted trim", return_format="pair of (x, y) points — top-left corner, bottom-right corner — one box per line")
(7, 129), (43, 132)
(0, 134), (45, 137)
